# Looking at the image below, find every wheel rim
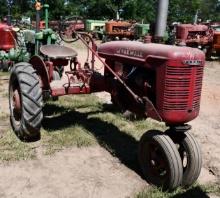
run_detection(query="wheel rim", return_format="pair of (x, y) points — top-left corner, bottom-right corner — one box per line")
(142, 141), (170, 183)
(149, 143), (169, 180)
(178, 143), (189, 173)
(10, 77), (22, 128)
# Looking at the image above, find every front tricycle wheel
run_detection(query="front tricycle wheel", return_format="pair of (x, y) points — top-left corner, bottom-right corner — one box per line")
(9, 62), (43, 142)
(166, 130), (202, 187)
(138, 130), (183, 190)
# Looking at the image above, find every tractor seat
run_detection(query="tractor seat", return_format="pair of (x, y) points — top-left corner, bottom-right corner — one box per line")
(40, 45), (78, 59)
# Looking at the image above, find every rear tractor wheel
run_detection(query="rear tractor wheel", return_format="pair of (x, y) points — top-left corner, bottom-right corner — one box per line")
(138, 130), (183, 190)
(9, 63), (43, 142)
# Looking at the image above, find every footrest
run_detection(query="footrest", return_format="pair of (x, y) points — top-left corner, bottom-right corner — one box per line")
(50, 79), (85, 89)
(50, 84), (90, 96)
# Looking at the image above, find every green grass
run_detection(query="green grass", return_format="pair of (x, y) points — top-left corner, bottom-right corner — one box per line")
(0, 71), (10, 77)
(0, 130), (36, 161)
(0, 112), (36, 161)
(0, 93), (219, 197)
(1, 92), (8, 98)
(136, 183), (220, 198)
(0, 93), (165, 161)
(0, 111), (9, 120)
(40, 94), (165, 156)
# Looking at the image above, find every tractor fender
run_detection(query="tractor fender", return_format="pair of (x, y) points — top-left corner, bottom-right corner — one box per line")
(29, 55), (50, 90)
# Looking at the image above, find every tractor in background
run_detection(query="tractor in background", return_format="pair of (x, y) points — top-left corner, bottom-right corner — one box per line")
(61, 16), (85, 32)
(175, 24), (213, 58)
(0, 2), (59, 71)
(0, 22), (30, 71)
(209, 22), (220, 57)
(85, 20), (106, 40)
(133, 23), (150, 41)
(103, 20), (134, 42)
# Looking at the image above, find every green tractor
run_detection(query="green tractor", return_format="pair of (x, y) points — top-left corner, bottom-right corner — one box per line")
(134, 23), (150, 40)
(0, 2), (58, 71)
(85, 20), (106, 40)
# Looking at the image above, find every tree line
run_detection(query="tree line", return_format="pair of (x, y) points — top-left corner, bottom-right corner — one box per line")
(0, 0), (220, 23)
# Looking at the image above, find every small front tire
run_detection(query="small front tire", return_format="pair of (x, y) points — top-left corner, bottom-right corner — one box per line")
(166, 130), (202, 187)
(138, 130), (183, 190)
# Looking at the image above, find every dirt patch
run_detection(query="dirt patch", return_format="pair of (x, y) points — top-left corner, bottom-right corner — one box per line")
(0, 147), (147, 198)
(190, 61), (220, 182)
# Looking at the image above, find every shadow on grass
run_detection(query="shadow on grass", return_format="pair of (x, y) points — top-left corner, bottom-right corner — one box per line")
(171, 186), (210, 198)
(42, 103), (213, 197)
(42, 103), (140, 174)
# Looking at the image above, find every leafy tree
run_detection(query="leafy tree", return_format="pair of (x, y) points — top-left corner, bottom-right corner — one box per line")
(0, 0), (220, 23)
(0, 0), (10, 20)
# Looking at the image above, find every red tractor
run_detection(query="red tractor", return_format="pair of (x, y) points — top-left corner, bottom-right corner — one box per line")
(9, 19), (205, 190)
(0, 23), (16, 70)
(209, 22), (220, 57)
(103, 20), (134, 41)
(175, 24), (213, 58)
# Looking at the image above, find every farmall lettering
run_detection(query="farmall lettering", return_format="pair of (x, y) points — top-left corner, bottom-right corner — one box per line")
(116, 48), (144, 58)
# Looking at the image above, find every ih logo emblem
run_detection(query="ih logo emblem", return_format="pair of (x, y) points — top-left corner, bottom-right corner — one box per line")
(183, 60), (202, 66)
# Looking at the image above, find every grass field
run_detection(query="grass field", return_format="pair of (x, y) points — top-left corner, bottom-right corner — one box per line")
(0, 93), (165, 161)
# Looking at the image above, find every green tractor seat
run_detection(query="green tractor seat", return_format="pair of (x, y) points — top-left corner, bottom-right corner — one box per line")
(40, 45), (77, 59)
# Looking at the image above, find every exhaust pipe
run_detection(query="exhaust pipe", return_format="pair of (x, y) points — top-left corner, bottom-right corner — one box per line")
(193, 9), (199, 24)
(7, 1), (12, 26)
(155, 0), (169, 41)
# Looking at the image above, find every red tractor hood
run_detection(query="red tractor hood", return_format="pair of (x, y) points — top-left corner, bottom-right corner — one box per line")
(98, 41), (205, 64)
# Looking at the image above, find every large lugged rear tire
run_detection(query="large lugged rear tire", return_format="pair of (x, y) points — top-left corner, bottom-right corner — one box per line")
(138, 130), (183, 190)
(9, 62), (43, 142)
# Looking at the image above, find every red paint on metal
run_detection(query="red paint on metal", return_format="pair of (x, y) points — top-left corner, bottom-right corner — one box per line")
(29, 55), (50, 89)
(176, 24), (213, 46)
(51, 86), (90, 96)
(13, 89), (21, 113)
(0, 23), (16, 51)
(45, 61), (53, 81)
(98, 41), (205, 124)
(213, 32), (220, 53)
(51, 58), (69, 67)
(105, 21), (134, 38)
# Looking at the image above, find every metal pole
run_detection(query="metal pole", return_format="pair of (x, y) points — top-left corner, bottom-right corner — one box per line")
(7, 1), (12, 26)
(194, 10), (199, 24)
(44, 4), (49, 29)
(35, 1), (42, 55)
(36, 10), (40, 33)
(155, 0), (169, 40)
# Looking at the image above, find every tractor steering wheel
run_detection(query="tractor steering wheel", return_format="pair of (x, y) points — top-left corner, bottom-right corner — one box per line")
(58, 16), (84, 43)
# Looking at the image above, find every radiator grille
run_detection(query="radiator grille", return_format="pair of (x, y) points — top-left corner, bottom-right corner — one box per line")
(163, 65), (203, 111)
(193, 66), (203, 109)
